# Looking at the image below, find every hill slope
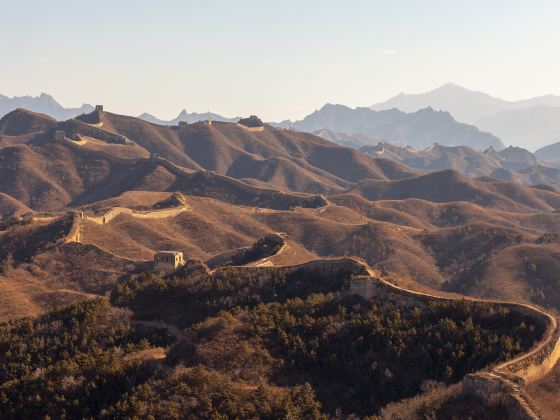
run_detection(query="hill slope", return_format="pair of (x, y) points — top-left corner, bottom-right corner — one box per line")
(0, 108), (57, 136)
(0, 109), (418, 204)
(359, 142), (560, 190)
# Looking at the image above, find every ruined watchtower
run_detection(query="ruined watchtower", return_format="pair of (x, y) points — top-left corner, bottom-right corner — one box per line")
(178, 121), (189, 129)
(54, 130), (66, 141)
(373, 141), (385, 158)
(349, 276), (376, 299)
(154, 251), (185, 274)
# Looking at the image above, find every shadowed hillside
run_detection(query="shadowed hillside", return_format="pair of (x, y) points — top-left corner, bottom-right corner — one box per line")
(360, 142), (560, 191)
(0, 110), (419, 213)
(0, 108), (56, 136)
(348, 169), (560, 212)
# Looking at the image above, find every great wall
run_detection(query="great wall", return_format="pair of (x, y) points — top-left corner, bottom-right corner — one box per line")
(205, 233), (287, 269)
(49, 191), (559, 420)
(35, 120), (560, 418)
(42, 199), (557, 418)
(63, 203), (190, 245)
(350, 274), (559, 419)
(236, 122), (265, 132)
(193, 242), (559, 419)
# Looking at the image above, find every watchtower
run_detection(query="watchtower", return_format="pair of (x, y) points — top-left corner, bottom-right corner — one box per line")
(178, 121), (189, 129)
(349, 276), (375, 299)
(54, 131), (65, 141)
(373, 141), (385, 158)
(154, 251), (185, 274)
(95, 105), (104, 112)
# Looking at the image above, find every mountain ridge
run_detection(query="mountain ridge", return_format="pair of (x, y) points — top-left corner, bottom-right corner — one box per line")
(0, 93), (93, 121)
(370, 83), (560, 150)
(138, 109), (239, 125)
(281, 103), (504, 150)
(371, 83), (560, 125)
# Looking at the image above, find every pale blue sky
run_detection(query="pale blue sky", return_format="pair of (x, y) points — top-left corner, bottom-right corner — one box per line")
(2, 0), (560, 120)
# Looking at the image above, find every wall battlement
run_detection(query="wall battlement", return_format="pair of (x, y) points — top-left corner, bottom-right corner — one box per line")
(54, 130), (66, 141)
(236, 123), (265, 132)
(349, 273), (558, 419)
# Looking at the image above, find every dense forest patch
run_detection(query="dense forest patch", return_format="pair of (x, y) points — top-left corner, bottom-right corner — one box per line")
(110, 263), (361, 327)
(0, 298), (172, 419)
(170, 293), (543, 415)
(0, 215), (73, 271)
(0, 269), (546, 418)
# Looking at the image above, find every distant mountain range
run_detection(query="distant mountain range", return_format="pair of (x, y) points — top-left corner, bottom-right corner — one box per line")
(278, 104), (504, 150)
(138, 109), (239, 125)
(371, 83), (560, 150)
(312, 129), (383, 149)
(371, 83), (560, 124)
(358, 141), (560, 190)
(477, 105), (560, 151)
(535, 140), (560, 163)
(0, 93), (93, 121)
(0, 94), (239, 127)
(4, 86), (560, 152)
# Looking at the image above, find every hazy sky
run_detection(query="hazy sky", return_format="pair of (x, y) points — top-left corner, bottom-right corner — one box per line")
(2, 0), (560, 121)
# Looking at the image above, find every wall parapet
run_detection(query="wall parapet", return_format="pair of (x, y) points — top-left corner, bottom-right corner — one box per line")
(64, 212), (82, 243)
(83, 205), (188, 225)
(349, 272), (559, 419)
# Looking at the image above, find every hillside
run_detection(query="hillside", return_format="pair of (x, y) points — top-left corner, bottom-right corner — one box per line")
(313, 128), (383, 148)
(95, 110), (419, 185)
(3, 110), (560, 316)
(360, 142), (560, 190)
(536, 140), (560, 163)
(0, 266), (545, 418)
(0, 109), (421, 213)
(0, 108), (56, 136)
(3, 107), (560, 418)
(0, 193), (33, 220)
(348, 169), (560, 212)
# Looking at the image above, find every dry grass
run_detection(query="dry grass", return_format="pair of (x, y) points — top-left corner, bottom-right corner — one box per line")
(0, 268), (91, 321)
(124, 347), (167, 363)
(526, 360), (560, 419)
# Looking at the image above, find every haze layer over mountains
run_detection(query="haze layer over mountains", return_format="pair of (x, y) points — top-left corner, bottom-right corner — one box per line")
(3, 83), (560, 152)
(371, 83), (560, 150)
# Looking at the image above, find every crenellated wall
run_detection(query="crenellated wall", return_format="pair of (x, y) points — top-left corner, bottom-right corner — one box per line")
(236, 123), (265, 132)
(84, 206), (188, 225)
(349, 273), (558, 419)
(212, 257), (368, 279)
(205, 246), (251, 269)
(58, 119), (128, 144)
(64, 212), (82, 243)
(63, 204), (189, 245)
